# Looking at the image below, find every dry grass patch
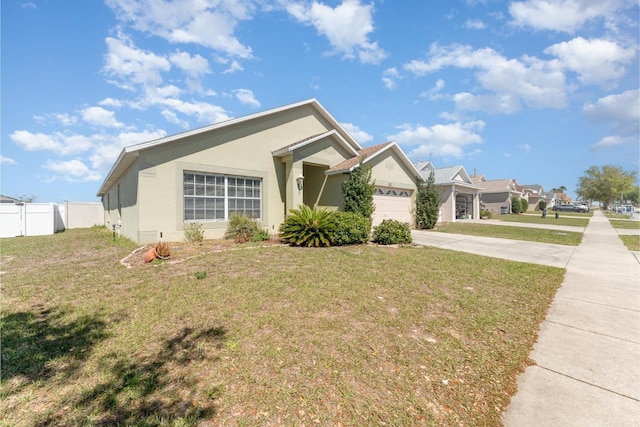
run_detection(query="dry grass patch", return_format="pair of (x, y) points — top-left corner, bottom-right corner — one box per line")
(1, 228), (564, 426)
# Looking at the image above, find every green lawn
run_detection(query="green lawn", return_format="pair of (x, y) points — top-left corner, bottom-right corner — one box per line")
(619, 235), (640, 251)
(608, 219), (640, 230)
(433, 222), (583, 246)
(0, 228), (564, 426)
(495, 213), (590, 227)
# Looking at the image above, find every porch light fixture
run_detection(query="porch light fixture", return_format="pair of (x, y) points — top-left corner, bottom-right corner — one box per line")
(296, 175), (305, 191)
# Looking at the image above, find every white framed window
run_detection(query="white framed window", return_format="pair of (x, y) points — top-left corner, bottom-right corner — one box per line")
(183, 172), (261, 221)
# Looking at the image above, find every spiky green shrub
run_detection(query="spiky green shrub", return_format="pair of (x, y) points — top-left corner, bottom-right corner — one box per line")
(342, 162), (375, 220)
(416, 171), (441, 229)
(279, 205), (335, 247)
(330, 211), (371, 246)
(226, 213), (269, 243)
(372, 219), (412, 245)
(184, 222), (204, 242)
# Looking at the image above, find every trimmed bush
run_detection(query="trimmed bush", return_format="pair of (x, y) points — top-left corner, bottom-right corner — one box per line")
(480, 209), (492, 219)
(330, 211), (371, 246)
(279, 205), (335, 247)
(511, 197), (521, 214)
(226, 213), (268, 243)
(538, 200), (547, 211)
(372, 219), (412, 245)
(520, 199), (529, 212)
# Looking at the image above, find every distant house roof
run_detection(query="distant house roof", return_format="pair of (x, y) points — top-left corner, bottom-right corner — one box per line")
(0, 194), (22, 204)
(414, 162), (482, 189)
(478, 179), (522, 195)
(520, 184), (544, 193)
(470, 174), (485, 185)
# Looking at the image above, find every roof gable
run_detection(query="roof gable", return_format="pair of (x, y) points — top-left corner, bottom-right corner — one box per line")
(326, 142), (424, 181)
(97, 99), (361, 196)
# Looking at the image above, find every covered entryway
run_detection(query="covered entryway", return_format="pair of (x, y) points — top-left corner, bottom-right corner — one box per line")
(372, 186), (412, 226)
(455, 193), (473, 219)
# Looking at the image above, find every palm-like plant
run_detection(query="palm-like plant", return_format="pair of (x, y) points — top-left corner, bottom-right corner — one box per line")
(279, 205), (335, 247)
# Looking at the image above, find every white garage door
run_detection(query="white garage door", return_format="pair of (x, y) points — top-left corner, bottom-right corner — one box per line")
(372, 187), (412, 226)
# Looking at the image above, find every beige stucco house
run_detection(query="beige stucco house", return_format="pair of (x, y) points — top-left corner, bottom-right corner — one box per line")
(415, 162), (482, 222)
(471, 175), (523, 215)
(97, 99), (423, 244)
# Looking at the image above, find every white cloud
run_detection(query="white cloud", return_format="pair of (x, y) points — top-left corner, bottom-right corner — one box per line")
(9, 130), (92, 155)
(419, 79), (446, 100)
(233, 89), (261, 108)
(222, 59), (244, 74)
(43, 159), (102, 182)
(103, 32), (171, 90)
(390, 120), (485, 159)
(465, 19), (485, 29)
(105, 0), (254, 58)
(519, 143), (532, 153)
(341, 122), (373, 143)
(584, 89), (639, 151)
(404, 43), (567, 112)
(591, 135), (637, 150)
(170, 51), (211, 91)
(1, 156), (17, 165)
(54, 113), (78, 126)
(89, 129), (168, 172)
(509, 0), (635, 33)
(382, 67), (401, 90)
(544, 37), (636, 86)
(99, 98), (123, 108)
(287, 0), (387, 64)
(20, 2), (36, 10)
(583, 89), (639, 132)
(81, 106), (124, 128)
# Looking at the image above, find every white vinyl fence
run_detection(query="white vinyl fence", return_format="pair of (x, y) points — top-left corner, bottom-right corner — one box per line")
(0, 202), (104, 238)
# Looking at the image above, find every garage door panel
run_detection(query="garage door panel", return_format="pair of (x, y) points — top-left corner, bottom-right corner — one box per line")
(372, 188), (412, 226)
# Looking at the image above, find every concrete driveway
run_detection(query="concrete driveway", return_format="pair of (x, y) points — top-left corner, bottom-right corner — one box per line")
(410, 230), (578, 268)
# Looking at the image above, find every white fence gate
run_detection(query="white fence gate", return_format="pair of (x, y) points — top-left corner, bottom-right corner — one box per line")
(0, 202), (104, 238)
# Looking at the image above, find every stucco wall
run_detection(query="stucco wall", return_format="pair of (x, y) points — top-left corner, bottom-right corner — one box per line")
(111, 105), (356, 243)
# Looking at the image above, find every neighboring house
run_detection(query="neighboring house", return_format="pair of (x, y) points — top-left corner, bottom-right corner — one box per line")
(1, 195), (23, 204)
(415, 162), (482, 222)
(519, 184), (551, 211)
(97, 99), (423, 244)
(552, 192), (572, 207)
(472, 175), (523, 215)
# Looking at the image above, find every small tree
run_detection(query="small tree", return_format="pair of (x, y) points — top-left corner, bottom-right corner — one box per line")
(538, 200), (547, 211)
(415, 171), (441, 229)
(520, 198), (529, 212)
(342, 162), (375, 220)
(511, 197), (521, 214)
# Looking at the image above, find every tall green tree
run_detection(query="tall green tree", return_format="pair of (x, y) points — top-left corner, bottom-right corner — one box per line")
(576, 165), (637, 209)
(342, 162), (375, 220)
(415, 171), (441, 229)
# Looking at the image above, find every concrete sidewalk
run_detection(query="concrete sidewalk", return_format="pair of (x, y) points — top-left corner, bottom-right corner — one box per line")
(502, 210), (640, 426)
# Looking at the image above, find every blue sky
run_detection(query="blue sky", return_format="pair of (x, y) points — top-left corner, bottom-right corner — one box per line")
(2, 0), (638, 202)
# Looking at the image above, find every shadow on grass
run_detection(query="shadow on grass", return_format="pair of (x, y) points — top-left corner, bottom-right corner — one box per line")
(1, 305), (110, 385)
(37, 326), (227, 426)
